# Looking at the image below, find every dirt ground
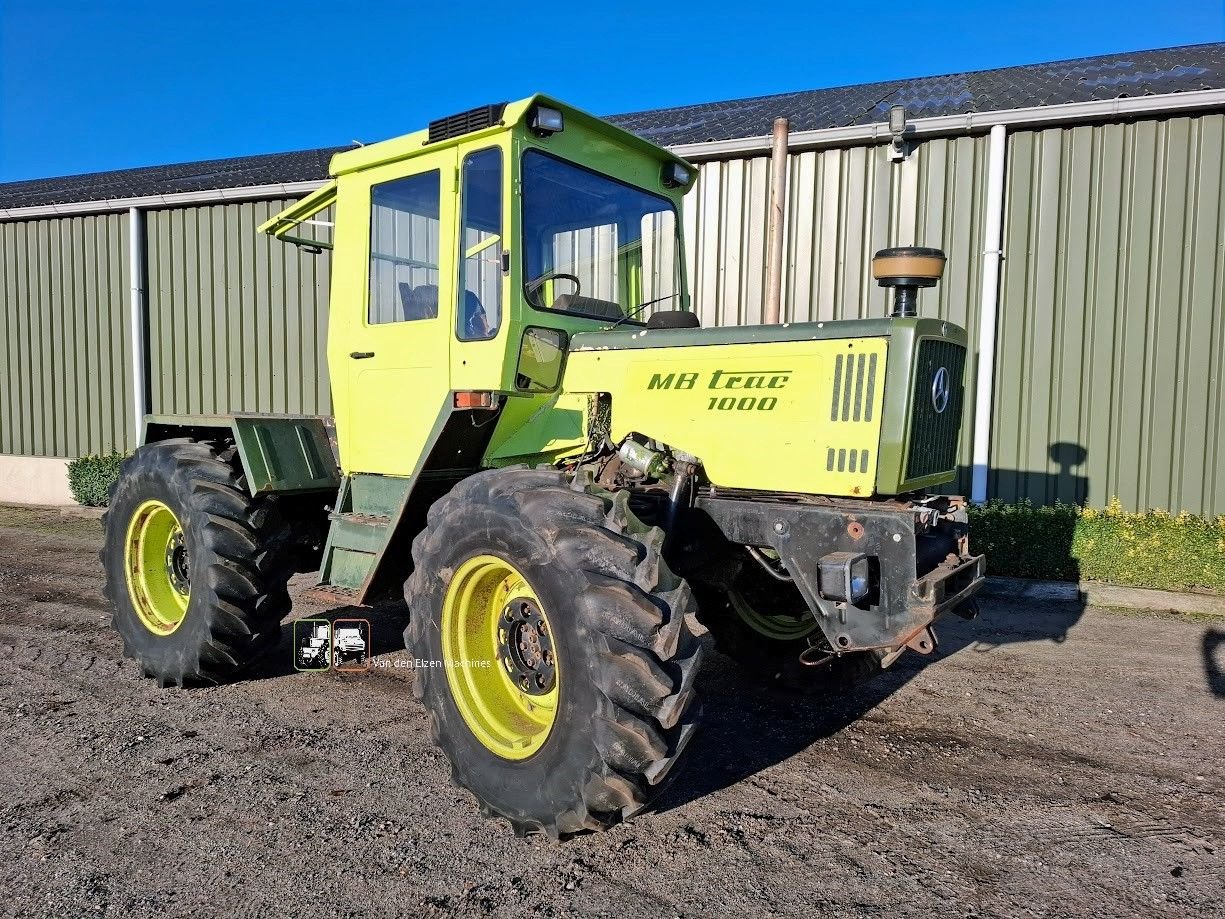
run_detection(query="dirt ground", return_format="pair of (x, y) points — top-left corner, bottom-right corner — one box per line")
(0, 505), (1221, 919)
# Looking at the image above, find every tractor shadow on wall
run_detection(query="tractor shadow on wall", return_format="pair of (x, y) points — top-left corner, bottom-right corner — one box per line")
(653, 446), (1090, 815)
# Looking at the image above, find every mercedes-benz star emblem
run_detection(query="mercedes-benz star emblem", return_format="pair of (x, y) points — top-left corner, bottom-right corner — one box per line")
(931, 367), (950, 414)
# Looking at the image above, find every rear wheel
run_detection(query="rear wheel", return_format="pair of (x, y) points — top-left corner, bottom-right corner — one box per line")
(101, 439), (292, 686)
(405, 468), (705, 837)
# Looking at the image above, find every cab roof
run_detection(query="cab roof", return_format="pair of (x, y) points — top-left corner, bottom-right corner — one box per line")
(328, 94), (696, 178)
(259, 95), (696, 243)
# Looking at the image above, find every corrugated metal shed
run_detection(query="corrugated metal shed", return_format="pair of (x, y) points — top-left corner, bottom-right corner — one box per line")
(0, 43), (1221, 517)
(0, 213), (131, 457)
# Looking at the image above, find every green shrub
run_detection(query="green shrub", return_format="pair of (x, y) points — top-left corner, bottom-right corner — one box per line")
(66, 451), (127, 507)
(969, 498), (1225, 593)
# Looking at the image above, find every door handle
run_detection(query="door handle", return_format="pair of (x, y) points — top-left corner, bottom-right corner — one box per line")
(350, 351), (375, 359)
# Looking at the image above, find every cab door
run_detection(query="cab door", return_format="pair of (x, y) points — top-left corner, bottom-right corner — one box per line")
(338, 149), (457, 475)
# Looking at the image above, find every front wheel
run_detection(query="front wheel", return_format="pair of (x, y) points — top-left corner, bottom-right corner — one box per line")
(693, 566), (885, 694)
(405, 469), (705, 838)
(101, 439), (292, 686)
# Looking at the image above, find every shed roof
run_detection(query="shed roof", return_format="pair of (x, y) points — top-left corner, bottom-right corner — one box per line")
(0, 147), (345, 210)
(2, 42), (1222, 211)
(607, 42), (1225, 145)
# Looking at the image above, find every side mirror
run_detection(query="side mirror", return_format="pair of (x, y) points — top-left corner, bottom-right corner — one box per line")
(515, 327), (568, 393)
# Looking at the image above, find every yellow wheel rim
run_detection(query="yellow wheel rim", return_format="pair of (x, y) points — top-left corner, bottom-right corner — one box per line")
(729, 589), (820, 642)
(441, 554), (559, 760)
(124, 499), (191, 635)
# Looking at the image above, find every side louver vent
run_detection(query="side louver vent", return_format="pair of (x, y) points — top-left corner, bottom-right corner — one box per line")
(427, 103), (508, 144)
(827, 448), (871, 474)
(830, 352), (879, 423)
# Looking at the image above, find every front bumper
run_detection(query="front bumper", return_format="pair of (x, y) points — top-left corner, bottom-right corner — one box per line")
(693, 492), (986, 652)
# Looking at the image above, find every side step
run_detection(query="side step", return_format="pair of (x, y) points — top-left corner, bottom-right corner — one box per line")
(317, 475), (411, 595)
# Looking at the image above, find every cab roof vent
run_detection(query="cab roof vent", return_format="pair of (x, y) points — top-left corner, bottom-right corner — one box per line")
(427, 103), (508, 144)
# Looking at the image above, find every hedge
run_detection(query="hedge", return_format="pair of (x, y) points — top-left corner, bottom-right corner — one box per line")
(969, 498), (1225, 593)
(66, 451), (127, 507)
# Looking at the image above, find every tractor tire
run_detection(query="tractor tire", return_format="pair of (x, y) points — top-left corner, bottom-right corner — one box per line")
(404, 467), (705, 838)
(692, 580), (885, 695)
(101, 439), (292, 687)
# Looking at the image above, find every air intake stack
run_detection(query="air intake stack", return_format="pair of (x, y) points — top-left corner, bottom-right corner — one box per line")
(872, 246), (946, 318)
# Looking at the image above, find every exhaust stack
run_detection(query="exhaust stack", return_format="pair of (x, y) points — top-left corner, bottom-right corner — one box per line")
(872, 247), (946, 318)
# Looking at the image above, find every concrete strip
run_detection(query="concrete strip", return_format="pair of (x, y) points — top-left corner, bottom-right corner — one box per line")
(983, 575), (1224, 615)
(0, 454), (73, 505)
(1081, 582), (1225, 616)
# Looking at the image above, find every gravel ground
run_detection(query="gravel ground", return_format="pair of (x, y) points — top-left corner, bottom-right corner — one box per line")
(0, 505), (1221, 918)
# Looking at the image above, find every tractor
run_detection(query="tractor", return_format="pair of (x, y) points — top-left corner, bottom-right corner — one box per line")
(101, 96), (985, 838)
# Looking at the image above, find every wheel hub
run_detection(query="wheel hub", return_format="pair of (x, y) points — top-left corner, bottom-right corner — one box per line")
(499, 597), (555, 695)
(165, 529), (190, 595)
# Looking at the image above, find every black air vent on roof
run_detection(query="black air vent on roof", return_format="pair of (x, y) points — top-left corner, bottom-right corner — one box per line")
(427, 103), (509, 144)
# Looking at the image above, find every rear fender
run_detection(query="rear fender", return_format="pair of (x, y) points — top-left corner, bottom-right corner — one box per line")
(143, 414), (341, 496)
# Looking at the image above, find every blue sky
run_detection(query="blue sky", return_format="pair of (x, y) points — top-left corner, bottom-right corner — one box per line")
(0, 0), (1221, 182)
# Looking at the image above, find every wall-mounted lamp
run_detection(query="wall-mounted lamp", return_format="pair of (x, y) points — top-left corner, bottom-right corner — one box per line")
(888, 103), (908, 162)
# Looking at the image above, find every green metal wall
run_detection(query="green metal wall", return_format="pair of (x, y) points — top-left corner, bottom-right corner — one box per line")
(684, 135), (990, 494)
(0, 212), (132, 457)
(145, 198), (332, 418)
(992, 115), (1225, 516)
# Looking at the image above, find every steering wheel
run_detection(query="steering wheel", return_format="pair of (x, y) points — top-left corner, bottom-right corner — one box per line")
(525, 271), (581, 308)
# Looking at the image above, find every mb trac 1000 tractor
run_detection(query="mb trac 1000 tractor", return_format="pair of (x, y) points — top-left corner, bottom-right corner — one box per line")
(102, 96), (985, 838)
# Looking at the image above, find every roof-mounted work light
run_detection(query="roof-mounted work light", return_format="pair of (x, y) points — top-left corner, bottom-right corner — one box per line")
(530, 105), (565, 136)
(661, 161), (691, 188)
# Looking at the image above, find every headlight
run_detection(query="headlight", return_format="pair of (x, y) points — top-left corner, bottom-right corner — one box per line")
(818, 551), (872, 603)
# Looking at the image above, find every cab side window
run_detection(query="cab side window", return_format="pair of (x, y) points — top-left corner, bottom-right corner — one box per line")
(369, 170), (441, 325)
(457, 149), (502, 340)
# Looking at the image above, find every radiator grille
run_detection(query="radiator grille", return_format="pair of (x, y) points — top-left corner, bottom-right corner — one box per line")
(905, 339), (966, 481)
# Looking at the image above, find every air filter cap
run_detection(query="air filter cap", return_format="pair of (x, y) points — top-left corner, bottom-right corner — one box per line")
(872, 246), (946, 288)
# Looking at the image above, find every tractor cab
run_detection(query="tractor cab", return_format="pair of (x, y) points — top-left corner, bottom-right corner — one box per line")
(261, 97), (697, 479)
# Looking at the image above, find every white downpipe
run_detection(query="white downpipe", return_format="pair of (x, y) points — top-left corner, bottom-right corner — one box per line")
(128, 207), (147, 443)
(971, 125), (1008, 504)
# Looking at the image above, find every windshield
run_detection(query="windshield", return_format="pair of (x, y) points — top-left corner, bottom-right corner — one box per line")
(521, 150), (681, 323)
